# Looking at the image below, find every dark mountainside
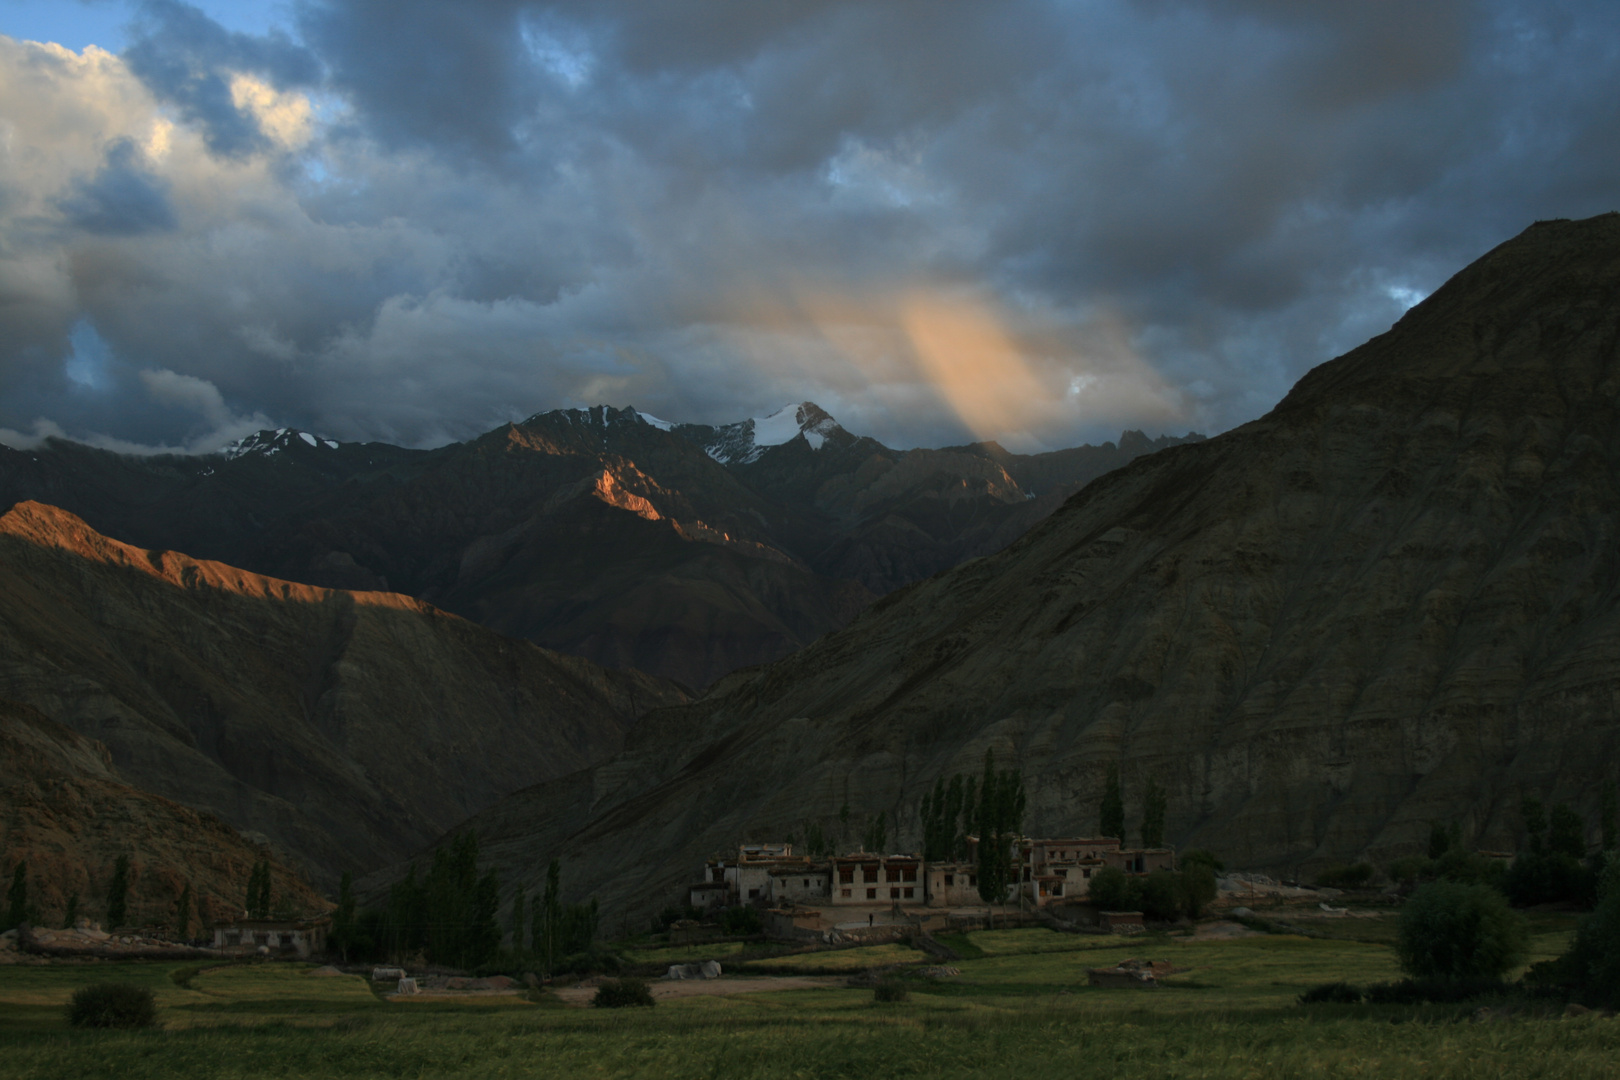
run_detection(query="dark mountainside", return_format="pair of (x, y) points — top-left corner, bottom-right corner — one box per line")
(0, 404), (1200, 688)
(0, 698), (327, 927)
(418, 214), (1620, 925)
(0, 501), (685, 885)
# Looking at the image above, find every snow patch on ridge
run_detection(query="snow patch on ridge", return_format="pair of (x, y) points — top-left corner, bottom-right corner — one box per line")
(219, 427), (341, 459)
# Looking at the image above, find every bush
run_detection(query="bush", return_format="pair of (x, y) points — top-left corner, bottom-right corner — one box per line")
(1397, 881), (1527, 982)
(1314, 863), (1375, 889)
(1566, 863), (1620, 1005)
(721, 905), (762, 935)
(1386, 857), (1429, 885)
(1298, 981), (1363, 1005)
(1179, 849), (1225, 873)
(66, 983), (158, 1029)
(1433, 849), (1507, 888)
(1363, 978), (1509, 1005)
(1502, 852), (1592, 907)
(1086, 866), (1134, 911)
(1180, 863), (1218, 918)
(592, 978), (655, 1008)
(873, 980), (909, 1003)
(555, 947), (622, 976)
(1138, 870), (1184, 921)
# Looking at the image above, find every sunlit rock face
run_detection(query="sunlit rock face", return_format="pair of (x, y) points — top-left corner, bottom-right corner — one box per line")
(0, 501), (685, 884)
(425, 214), (1620, 923)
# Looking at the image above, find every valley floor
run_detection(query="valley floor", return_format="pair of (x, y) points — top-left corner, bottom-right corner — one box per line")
(2, 918), (1612, 1079)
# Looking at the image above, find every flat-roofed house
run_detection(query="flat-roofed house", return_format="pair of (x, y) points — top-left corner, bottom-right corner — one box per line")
(829, 853), (924, 906)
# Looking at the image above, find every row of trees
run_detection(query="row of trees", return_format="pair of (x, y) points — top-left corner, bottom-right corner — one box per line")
(1099, 764), (1167, 848)
(3, 854), (134, 934)
(916, 750), (1027, 906)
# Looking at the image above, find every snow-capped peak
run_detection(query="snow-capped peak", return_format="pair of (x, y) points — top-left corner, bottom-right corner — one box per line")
(220, 427), (341, 459)
(703, 402), (842, 464)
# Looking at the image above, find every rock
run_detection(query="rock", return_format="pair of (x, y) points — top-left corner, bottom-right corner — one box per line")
(1229, 907), (1254, 918)
(372, 967), (406, 982)
(396, 978), (419, 995)
(699, 960), (722, 979)
(1566, 1003), (1592, 1018)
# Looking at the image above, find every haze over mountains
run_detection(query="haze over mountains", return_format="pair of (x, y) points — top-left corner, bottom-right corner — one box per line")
(0, 403), (1201, 688)
(420, 214), (1620, 925)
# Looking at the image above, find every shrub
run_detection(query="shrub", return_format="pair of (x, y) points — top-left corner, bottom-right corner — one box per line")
(1180, 864), (1218, 918)
(721, 905), (762, 935)
(592, 978), (655, 1008)
(1298, 981), (1363, 1005)
(1087, 866), (1134, 911)
(1179, 849), (1225, 873)
(66, 983), (158, 1029)
(1364, 978), (1509, 1005)
(555, 947), (623, 976)
(1567, 863), (1620, 1004)
(1433, 849), (1507, 888)
(873, 980), (909, 1003)
(1385, 857), (1429, 885)
(1138, 870), (1184, 921)
(1397, 881), (1527, 982)
(1314, 863), (1375, 890)
(1503, 852), (1592, 907)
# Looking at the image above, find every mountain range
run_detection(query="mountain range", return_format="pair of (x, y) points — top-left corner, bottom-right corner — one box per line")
(404, 213), (1620, 925)
(0, 403), (1199, 689)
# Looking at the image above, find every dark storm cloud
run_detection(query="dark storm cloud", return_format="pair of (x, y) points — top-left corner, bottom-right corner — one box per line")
(2, 0), (1618, 454)
(123, 0), (319, 158)
(54, 138), (176, 235)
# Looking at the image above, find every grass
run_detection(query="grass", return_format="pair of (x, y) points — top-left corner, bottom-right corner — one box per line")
(2, 926), (1614, 1078)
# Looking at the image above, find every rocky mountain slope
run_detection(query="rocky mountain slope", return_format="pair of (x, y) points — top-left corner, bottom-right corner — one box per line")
(0, 502), (684, 884)
(1, 403), (1199, 688)
(1, 698), (326, 929)
(427, 214), (1620, 923)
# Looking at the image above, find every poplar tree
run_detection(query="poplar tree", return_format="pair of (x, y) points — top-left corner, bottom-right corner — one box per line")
(1100, 763), (1124, 842)
(106, 855), (130, 929)
(975, 750), (1026, 909)
(1140, 778), (1168, 848)
(510, 882), (526, 953)
(5, 862), (28, 931)
(331, 872), (358, 960)
(62, 893), (79, 930)
(1602, 779), (1617, 851)
(175, 883), (192, 941)
(1522, 797), (1547, 855)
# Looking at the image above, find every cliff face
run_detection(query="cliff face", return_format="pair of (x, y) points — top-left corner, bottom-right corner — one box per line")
(0, 502), (686, 884)
(429, 214), (1620, 920)
(0, 698), (326, 928)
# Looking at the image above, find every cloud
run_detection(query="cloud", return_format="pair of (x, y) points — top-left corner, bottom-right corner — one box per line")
(54, 137), (177, 235)
(1, 1), (1618, 456)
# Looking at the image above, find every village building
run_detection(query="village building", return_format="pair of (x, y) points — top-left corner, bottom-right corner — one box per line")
(924, 862), (980, 907)
(828, 853), (924, 906)
(213, 918), (329, 958)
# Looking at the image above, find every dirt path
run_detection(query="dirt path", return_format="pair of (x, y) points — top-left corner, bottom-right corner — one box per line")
(552, 974), (845, 1006)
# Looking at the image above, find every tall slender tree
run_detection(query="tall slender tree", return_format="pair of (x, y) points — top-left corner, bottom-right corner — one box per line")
(5, 862), (28, 931)
(975, 750), (1026, 911)
(61, 893), (79, 931)
(510, 882), (526, 953)
(106, 855), (130, 929)
(534, 859), (561, 974)
(1602, 779), (1617, 852)
(1140, 777), (1168, 848)
(331, 871), (358, 961)
(174, 883), (192, 942)
(1100, 763), (1124, 842)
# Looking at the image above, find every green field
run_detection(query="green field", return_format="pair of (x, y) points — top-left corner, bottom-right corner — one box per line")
(2, 920), (1612, 1079)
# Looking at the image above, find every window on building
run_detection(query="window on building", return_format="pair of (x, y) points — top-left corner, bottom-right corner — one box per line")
(902, 867), (916, 882)
(886, 868), (899, 882)
(841, 888), (851, 898)
(840, 868), (854, 884)
(1083, 868), (1091, 878)
(944, 874), (954, 887)
(890, 887), (899, 899)
(712, 868), (724, 882)
(969, 875), (977, 886)
(748, 888), (759, 899)
(903, 887), (914, 899)
(1053, 884), (1063, 896)
(863, 866), (878, 883)
(866, 888), (876, 899)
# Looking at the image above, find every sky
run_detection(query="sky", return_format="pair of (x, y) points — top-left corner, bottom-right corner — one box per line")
(0, 0), (1615, 455)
